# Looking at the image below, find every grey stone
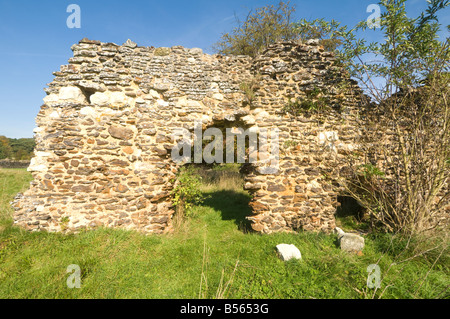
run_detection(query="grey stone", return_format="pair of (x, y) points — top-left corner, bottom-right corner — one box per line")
(336, 227), (365, 252)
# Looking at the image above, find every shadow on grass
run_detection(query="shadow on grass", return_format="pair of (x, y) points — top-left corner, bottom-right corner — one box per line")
(202, 190), (254, 233)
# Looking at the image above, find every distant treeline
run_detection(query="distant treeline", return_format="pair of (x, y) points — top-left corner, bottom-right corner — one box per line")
(0, 136), (35, 160)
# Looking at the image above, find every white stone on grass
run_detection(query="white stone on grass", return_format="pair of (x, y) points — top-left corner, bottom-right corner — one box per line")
(276, 244), (302, 261)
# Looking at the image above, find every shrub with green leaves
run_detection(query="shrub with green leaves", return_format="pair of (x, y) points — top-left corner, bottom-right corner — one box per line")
(213, 1), (298, 58)
(335, 0), (450, 234)
(171, 167), (205, 217)
(283, 87), (331, 115)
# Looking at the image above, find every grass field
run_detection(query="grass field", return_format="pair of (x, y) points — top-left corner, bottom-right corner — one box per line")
(0, 167), (448, 299)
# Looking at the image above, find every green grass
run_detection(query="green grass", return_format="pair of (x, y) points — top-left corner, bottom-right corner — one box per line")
(0, 167), (448, 299)
(0, 168), (33, 230)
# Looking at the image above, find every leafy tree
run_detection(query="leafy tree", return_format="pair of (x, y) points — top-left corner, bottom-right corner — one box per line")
(214, 1), (349, 57)
(9, 138), (36, 160)
(0, 136), (12, 159)
(213, 1), (298, 57)
(293, 18), (345, 52)
(334, 0), (449, 234)
(0, 136), (35, 160)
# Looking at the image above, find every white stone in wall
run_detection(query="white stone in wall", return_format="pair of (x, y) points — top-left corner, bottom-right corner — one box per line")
(190, 48), (203, 55)
(49, 111), (61, 119)
(28, 152), (51, 172)
(135, 97), (145, 104)
(252, 108), (270, 119)
(242, 115), (256, 125)
(318, 131), (339, 144)
(149, 90), (160, 99)
(337, 142), (356, 153)
(318, 131), (339, 152)
(249, 126), (259, 134)
(102, 108), (120, 116)
(59, 87), (86, 103)
(175, 97), (203, 108)
(77, 81), (106, 92)
(157, 99), (169, 107)
(90, 92), (109, 106)
(110, 92), (128, 106)
(175, 97), (187, 108)
(307, 180), (322, 190)
(306, 39), (320, 46)
(186, 100), (202, 108)
(201, 115), (212, 124)
(80, 106), (97, 118)
(43, 94), (59, 105)
(133, 161), (154, 172)
(28, 161), (47, 173)
(212, 93), (224, 101)
(210, 82), (219, 92)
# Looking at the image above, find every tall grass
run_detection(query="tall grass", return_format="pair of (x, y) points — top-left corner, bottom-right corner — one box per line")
(0, 168), (33, 230)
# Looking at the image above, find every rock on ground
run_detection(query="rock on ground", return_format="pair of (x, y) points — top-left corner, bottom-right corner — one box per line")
(276, 244), (302, 261)
(335, 227), (365, 253)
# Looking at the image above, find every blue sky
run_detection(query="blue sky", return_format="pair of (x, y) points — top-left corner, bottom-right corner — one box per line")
(0, 0), (448, 138)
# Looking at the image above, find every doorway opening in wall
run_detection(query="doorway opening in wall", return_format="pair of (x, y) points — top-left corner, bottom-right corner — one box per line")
(335, 196), (369, 233)
(171, 121), (256, 233)
(196, 163), (253, 233)
(173, 163), (253, 233)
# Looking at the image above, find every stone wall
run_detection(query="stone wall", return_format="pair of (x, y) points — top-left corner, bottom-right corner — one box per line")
(12, 38), (365, 234)
(0, 159), (30, 169)
(243, 41), (363, 233)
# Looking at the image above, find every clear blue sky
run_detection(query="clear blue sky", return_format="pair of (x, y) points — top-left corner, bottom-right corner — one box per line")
(0, 0), (447, 138)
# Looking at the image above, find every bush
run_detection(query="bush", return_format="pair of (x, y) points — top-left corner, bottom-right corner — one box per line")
(171, 166), (206, 218)
(213, 1), (298, 57)
(337, 0), (450, 234)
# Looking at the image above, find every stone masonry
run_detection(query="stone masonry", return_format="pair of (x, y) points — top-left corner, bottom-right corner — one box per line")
(12, 38), (366, 234)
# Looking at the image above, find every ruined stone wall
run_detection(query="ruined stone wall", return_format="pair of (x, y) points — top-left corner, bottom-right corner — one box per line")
(243, 41), (363, 233)
(12, 38), (364, 234)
